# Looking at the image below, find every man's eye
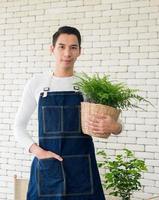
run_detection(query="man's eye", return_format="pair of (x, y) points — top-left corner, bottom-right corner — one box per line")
(59, 46), (64, 49)
(72, 47), (77, 49)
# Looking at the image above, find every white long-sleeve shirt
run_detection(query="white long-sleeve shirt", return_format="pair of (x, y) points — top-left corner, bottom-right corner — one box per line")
(14, 71), (123, 153)
(14, 72), (80, 152)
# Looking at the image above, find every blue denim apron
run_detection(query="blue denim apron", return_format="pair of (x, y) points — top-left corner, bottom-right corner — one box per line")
(27, 77), (106, 200)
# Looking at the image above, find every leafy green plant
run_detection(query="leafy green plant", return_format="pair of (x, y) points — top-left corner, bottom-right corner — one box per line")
(97, 149), (147, 200)
(74, 72), (151, 110)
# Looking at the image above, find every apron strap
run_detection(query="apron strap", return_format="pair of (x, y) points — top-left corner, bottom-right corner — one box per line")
(42, 74), (52, 97)
(42, 71), (81, 97)
(73, 72), (80, 92)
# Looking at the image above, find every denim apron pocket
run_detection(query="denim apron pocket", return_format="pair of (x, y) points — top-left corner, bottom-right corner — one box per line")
(37, 158), (65, 197)
(42, 106), (61, 134)
(63, 154), (94, 196)
(42, 105), (81, 135)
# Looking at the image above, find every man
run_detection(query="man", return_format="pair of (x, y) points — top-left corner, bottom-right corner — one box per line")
(14, 26), (122, 200)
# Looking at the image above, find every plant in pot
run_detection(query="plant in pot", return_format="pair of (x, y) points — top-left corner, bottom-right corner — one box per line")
(74, 72), (151, 138)
(97, 149), (147, 200)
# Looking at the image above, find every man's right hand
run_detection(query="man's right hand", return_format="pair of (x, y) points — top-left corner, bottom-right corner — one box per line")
(29, 143), (63, 161)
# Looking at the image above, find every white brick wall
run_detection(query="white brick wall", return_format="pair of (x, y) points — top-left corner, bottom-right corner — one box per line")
(0, 0), (158, 199)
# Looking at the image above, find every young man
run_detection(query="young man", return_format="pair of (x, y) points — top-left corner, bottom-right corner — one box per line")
(14, 26), (122, 200)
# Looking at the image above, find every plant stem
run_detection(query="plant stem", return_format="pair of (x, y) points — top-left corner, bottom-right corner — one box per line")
(122, 194), (131, 200)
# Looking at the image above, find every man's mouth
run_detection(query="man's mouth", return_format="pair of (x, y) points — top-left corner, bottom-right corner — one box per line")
(63, 60), (72, 63)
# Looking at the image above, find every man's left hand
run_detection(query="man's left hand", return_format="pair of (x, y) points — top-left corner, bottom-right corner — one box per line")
(87, 113), (122, 138)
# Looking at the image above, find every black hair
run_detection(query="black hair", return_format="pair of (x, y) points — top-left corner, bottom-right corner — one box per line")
(52, 26), (81, 48)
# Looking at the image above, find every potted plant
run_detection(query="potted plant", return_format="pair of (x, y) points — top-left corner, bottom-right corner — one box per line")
(74, 72), (151, 138)
(97, 149), (147, 200)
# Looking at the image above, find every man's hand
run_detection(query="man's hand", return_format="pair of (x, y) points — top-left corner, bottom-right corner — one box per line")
(29, 143), (63, 161)
(87, 113), (122, 137)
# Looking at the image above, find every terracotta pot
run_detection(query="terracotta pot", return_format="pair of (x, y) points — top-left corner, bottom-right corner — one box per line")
(81, 102), (121, 138)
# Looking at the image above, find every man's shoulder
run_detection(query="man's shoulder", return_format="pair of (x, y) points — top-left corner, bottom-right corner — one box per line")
(73, 71), (83, 82)
(29, 72), (49, 85)
(25, 72), (50, 95)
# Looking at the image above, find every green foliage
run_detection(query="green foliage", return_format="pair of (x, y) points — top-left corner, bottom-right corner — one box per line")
(97, 149), (147, 200)
(74, 72), (151, 110)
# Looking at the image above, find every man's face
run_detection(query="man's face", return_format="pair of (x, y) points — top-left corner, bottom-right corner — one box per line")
(51, 33), (81, 70)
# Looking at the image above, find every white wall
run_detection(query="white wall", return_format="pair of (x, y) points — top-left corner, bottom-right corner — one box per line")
(0, 0), (159, 199)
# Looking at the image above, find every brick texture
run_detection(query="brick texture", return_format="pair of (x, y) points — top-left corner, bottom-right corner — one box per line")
(0, 0), (159, 199)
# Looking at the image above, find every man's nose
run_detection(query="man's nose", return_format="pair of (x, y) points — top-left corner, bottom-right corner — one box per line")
(64, 49), (71, 57)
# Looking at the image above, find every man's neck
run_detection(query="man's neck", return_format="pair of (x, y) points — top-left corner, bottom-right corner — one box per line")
(53, 68), (74, 77)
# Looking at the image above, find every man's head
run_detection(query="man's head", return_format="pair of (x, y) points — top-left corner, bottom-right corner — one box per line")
(50, 26), (81, 72)
(52, 26), (81, 48)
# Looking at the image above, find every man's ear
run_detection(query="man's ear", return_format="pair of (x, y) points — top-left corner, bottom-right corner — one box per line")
(49, 45), (54, 54)
(78, 47), (82, 57)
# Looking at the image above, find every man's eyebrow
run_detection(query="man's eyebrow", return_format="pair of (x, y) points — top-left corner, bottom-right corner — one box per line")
(71, 44), (78, 47)
(58, 43), (64, 46)
(58, 43), (78, 47)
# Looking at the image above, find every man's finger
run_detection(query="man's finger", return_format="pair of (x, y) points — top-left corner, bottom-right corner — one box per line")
(52, 152), (63, 161)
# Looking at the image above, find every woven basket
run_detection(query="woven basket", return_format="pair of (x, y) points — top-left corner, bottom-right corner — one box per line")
(81, 102), (121, 138)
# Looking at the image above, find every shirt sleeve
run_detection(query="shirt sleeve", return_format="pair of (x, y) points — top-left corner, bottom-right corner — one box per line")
(14, 76), (37, 153)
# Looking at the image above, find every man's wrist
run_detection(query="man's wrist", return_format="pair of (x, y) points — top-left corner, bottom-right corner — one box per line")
(29, 143), (41, 155)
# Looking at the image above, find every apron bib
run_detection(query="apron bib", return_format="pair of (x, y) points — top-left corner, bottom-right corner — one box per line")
(27, 76), (106, 200)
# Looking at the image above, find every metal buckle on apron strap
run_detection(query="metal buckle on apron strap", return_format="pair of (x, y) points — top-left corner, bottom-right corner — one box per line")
(43, 87), (50, 97)
(73, 85), (80, 92)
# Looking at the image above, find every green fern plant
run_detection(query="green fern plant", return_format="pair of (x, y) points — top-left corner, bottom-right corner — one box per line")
(74, 72), (151, 110)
